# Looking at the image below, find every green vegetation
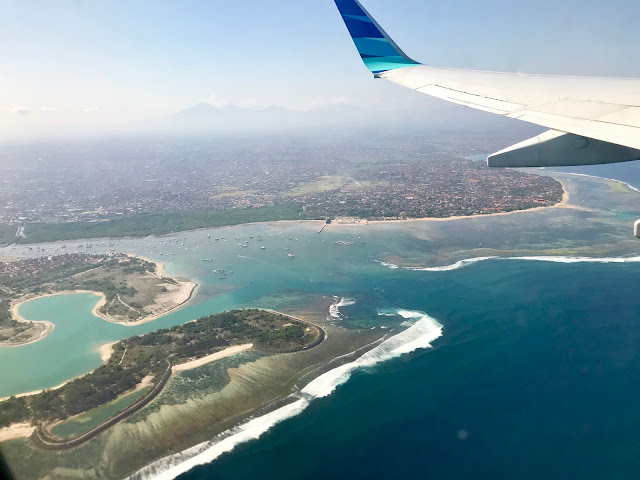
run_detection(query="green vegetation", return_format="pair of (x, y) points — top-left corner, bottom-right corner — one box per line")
(0, 299), (16, 333)
(0, 225), (18, 245)
(0, 397), (30, 428)
(0, 255), (115, 291)
(12, 204), (318, 244)
(1, 309), (320, 437)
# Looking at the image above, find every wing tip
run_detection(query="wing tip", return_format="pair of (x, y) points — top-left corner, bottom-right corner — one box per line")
(334, 0), (420, 74)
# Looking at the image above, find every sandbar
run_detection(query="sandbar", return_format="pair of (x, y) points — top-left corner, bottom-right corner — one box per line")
(173, 344), (253, 372)
(0, 423), (35, 442)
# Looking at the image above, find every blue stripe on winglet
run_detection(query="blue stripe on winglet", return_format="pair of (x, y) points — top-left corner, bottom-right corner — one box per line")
(333, 0), (419, 74)
(343, 16), (384, 38)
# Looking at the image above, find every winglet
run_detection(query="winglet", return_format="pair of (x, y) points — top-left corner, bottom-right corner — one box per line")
(333, 0), (420, 75)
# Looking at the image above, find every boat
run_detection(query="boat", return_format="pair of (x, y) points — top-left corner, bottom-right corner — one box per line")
(288, 253), (295, 258)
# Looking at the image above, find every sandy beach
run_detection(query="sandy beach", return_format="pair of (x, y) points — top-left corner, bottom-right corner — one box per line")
(91, 280), (197, 328)
(0, 377), (72, 403)
(99, 341), (117, 363)
(0, 423), (35, 442)
(326, 181), (570, 228)
(173, 344), (253, 372)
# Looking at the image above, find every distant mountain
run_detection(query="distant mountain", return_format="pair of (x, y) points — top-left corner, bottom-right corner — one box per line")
(169, 102), (378, 134)
(174, 103), (296, 121)
(166, 101), (487, 135)
(174, 103), (254, 118)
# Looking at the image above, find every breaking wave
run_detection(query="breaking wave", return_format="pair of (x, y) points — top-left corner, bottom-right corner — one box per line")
(406, 257), (497, 272)
(548, 170), (640, 193)
(302, 311), (442, 398)
(329, 296), (356, 320)
(376, 261), (400, 269)
(130, 310), (443, 480)
(378, 255), (640, 272)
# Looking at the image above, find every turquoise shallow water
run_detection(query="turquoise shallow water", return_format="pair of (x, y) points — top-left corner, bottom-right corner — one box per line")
(1, 222), (403, 396)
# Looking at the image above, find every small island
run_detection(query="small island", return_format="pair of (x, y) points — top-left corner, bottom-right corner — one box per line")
(0, 309), (324, 449)
(0, 254), (196, 346)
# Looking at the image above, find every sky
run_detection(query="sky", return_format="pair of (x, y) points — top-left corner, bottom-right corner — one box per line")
(2, 0), (640, 140)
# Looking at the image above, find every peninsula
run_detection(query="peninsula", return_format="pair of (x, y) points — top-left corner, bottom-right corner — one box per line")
(0, 254), (196, 346)
(0, 309), (324, 449)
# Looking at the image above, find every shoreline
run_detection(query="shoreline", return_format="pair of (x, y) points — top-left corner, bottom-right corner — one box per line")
(99, 341), (117, 363)
(0, 219), (326, 249)
(90, 281), (198, 328)
(0, 377), (72, 403)
(327, 181), (570, 227)
(0, 177), (575, 248)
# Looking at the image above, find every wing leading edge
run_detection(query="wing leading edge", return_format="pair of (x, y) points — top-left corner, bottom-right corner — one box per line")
(333, 0), (640, 167)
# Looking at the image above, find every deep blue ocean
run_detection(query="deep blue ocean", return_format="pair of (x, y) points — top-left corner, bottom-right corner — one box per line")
(177, 260), (640, 480)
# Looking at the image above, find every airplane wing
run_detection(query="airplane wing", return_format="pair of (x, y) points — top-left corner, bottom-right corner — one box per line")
(333, 0), (640, 167)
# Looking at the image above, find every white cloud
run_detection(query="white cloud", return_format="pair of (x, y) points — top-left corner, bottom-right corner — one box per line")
(8, 106), (31, 115)
(205, 92), (271, 110)
(83, 106), (100, 113)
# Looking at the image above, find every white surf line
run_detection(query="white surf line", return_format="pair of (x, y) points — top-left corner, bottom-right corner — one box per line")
(131, 310), (443, 480)
(547, 170), (640, 193)
(378, 255), (640, 272)
(328, 296), (356, 321)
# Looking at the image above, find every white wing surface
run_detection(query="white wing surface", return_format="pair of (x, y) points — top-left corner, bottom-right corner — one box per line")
(333, 0), (640, 167)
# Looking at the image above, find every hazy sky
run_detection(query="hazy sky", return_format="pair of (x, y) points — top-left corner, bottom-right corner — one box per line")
(2, 0), (640, 139)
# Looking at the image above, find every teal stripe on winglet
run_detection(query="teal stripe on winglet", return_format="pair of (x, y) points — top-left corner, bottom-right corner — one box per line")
(343, 14), (372, 22)
(364, 57), (418, 74)
(353, 37), (399, 57)
(334, 0), (420, 74)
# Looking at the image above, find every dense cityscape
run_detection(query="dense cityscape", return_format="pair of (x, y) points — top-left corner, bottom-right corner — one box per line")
(0, 129), (562, 237)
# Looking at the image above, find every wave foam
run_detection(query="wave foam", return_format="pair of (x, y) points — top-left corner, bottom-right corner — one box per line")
(379, 255), (640, 272)
(329, 296), (356, 320)
(376, 261), (400, 269)
(132, 310), (443, 480)
(303, 311), (442, 398)
(133, 400), (309, 480)
(548, 170), (640, 193)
